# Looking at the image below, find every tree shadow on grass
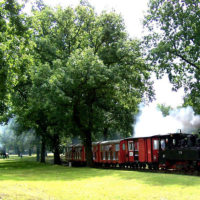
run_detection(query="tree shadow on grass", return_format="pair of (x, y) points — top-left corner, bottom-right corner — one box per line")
(0, 158), (200, 187)
(113, 169), (200, 186)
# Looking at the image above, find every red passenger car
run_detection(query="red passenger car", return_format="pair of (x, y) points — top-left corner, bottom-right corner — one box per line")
(136, 136), (160, 169)
(92, 142), (100, 164)
(99, 140), (121, 167)
(66, 144), (86, 166)
(65, 145), (73, 163)
(119, 136), (160, 169)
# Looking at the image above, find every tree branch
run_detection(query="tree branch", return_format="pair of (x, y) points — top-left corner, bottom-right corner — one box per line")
(172, 43), (200, 71)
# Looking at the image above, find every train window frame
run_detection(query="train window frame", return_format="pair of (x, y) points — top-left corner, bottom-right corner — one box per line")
(115, 144), (119, 151)
(128, 141), (134, 151)
(106, 145), (110, 151)
(68, 147), (72, 152)
(161, 139), (166, 150)
(115, 152), (118, 160)
(134, 142), (139, 151)
(113, 152), (116, 160)
(153, 140), (159, 150)
(103, 152), (106, 160)
(108, 152), (110, 160)
(93, 152), (95, 160)
(101, 145), (105, 151)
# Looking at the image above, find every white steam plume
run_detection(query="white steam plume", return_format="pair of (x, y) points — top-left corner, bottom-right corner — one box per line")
(133, 104), (200, 137)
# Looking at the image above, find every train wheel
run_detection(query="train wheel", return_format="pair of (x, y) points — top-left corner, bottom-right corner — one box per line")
(148, 164), (152, 170)
(153, 164), (159, 170)
(143, 164), (146, 169)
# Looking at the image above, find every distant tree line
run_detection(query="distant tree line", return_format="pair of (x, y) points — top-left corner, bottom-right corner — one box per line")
(0, 119), (36, 156)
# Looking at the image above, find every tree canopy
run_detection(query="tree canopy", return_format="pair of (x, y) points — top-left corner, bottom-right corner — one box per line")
(144, 0), (200, 113)
(1, 0), (153, 166)
(0, 0), (31, 122)
(157, 104), (172, 117)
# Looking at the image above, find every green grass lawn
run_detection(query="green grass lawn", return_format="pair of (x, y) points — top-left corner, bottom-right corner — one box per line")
(0, 156), (200, 200)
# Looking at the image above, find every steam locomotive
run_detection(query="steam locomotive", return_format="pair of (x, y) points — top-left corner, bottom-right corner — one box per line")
(65, 133), (200, 171)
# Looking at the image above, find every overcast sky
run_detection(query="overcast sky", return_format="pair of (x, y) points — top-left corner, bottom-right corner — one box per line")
(43, 0), (149, 39)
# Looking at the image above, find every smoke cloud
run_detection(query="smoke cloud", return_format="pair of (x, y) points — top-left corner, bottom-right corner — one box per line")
(133, 104), (200, 137)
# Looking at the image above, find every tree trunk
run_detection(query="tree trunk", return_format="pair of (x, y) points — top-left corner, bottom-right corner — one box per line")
(29, 148), (32, 156)
(36, 136), (40, 162)
(73, 102), (94, 167)
(53, 134), (61, 165)
(103, 127), (108, 141)
(16, 147), (20, 157)
(40, 136), (46, 163)
(54, 147), (61, 165)
(83, 129), (94, 167)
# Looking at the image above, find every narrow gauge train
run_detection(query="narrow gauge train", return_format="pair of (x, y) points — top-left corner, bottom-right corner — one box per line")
(65, 133), (200, 171)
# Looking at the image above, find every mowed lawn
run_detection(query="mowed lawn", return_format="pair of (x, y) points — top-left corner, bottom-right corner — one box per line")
(0, 157), (200, 200)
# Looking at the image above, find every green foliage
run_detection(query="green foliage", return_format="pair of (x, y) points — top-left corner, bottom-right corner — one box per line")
(0, 118), (36, 154)
(157, 104), (172, 117)
(7, 1), (153, 165)
(0, 0), (31, 122)
(144, 0), (200, 113)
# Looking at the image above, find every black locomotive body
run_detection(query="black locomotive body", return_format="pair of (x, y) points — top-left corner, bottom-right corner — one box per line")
(159, 133), (200, 171)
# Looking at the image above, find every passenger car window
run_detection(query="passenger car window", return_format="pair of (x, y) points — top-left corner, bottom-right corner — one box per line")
(115, 152), (118, 160)
(153, 140), (159, 150)
(103, 152), (105, 160)
(123, 143), (125, 150)
(115, 144), (119, 151)
(93, 152), (96, 160)
(134, 142), (139, 151)
(128, 141), (134, 151)
(108, 152), (110, 160)
(113, 152), (116, 160)
(161, 139), (165, 150)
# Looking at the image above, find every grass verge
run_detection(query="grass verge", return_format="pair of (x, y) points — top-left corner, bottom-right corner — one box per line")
(0, 156), (199, 200)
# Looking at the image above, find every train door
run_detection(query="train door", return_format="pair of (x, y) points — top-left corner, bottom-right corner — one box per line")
(96, 143), (100, 163)
(120, 140), (128, 163)
(138, 138), (146, 163)
(128, 139), (134, 162)
(114, 143), (120, 163)
(152, 138), (159, 162)
(134, 140), (139, 161)
(100, 144), (105, 163)
(147, 138), (152, 163)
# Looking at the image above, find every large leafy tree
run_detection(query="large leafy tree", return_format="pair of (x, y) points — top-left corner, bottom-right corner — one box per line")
(11, 2), (152, 166)
(0, 0), (30, 122)
(0, 0), (47, 163)
(30, 3), (152, 166)
(144, 0), (200, 112)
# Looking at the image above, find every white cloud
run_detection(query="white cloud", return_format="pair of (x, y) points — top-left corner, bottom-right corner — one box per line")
(153, 75), (184, 108)
(134, 104), (200, 137)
